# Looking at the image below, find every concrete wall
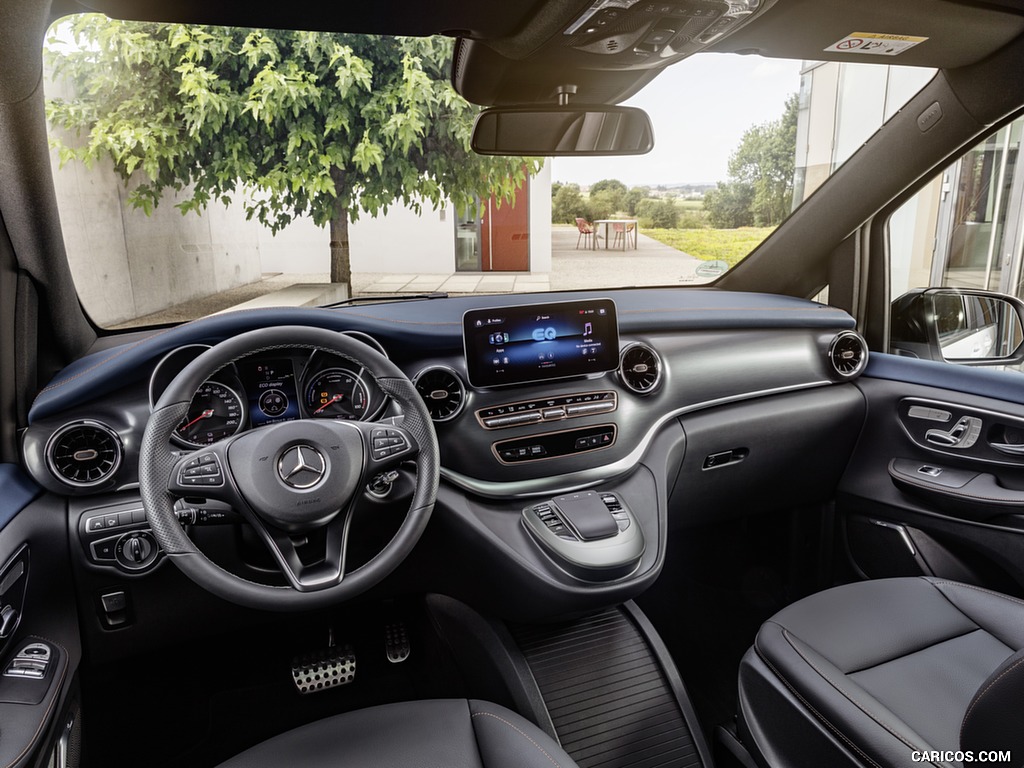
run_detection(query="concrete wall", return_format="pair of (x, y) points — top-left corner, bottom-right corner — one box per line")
(50, 151), (264, 327)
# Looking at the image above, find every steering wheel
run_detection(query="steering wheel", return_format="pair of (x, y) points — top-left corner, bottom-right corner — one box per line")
(138, 325), (439, 611)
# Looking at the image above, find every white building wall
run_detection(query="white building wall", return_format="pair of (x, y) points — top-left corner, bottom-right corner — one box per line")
(795, 61), (939, 299)
(530, 160), (553, 273)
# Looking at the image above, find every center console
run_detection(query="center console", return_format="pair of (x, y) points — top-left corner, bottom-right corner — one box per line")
(460, 298), (649, 582)
(523, 491), (644, 580)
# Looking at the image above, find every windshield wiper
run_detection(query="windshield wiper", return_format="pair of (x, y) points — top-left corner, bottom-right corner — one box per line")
(321, 291), (449, 309)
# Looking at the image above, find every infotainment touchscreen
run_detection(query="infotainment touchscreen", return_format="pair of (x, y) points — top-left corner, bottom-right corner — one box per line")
(463, 299), (619, 388)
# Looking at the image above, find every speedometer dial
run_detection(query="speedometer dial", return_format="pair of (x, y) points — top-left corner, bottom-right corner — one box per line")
(175, 382), (245, 446)
(305, 369), (370, 420)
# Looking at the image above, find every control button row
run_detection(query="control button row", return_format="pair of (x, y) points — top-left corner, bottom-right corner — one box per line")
(532, 504), (578, 541)
(371, 428), (409, 461)
(480, 392), (616, 429)
(575, 433), (613, 450)
(498, 445), (547, 462)
(565, 402), (615, 416)
(4, 642), (52, 680)
(483, 412), (543, 428)
(178, 452), (224, 487)
(85, 508), (146, 533)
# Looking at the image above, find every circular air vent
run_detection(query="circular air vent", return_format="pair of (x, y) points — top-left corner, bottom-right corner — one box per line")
(619, 343), (663, 394)
(413, 366), (466, 422)
(828, 331), (869, 378)
(45, 421), (123, 488)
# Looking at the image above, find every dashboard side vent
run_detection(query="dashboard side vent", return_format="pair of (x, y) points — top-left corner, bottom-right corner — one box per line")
(45, 421), (123, 488)
(413, 366), (466, 422)
(828, 331), (869, 378)
(618, 343), (662, 394)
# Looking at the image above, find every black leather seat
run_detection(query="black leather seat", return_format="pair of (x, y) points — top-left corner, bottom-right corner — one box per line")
(216, 698), (579, 768)
(739, 577), (1024, 768)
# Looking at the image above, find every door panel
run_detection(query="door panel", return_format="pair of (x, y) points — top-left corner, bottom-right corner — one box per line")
(840, 356), (1024, 595)
(0, 471), (81, 768)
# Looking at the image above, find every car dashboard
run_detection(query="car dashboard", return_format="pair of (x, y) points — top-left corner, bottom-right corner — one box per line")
(18, 288), (868, 624)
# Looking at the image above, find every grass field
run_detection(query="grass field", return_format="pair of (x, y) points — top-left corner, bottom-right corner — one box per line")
(643, 226), (775, 267)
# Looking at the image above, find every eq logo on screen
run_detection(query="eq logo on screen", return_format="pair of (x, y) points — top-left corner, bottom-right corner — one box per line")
(532, 327), (557, 342)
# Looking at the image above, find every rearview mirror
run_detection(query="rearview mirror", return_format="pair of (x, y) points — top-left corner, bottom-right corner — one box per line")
(471, 106), (655, 156)
(890, 288), (1024, 365)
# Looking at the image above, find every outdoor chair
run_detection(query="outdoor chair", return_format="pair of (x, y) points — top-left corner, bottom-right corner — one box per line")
(612, 221), (637, 250)
(575, 217), (595, 249)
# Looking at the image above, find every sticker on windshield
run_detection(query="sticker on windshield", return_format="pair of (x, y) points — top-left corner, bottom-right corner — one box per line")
(824, 32), (928, 56)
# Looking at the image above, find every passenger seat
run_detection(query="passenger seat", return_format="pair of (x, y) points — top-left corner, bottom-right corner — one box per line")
(738, 577), (1024, 767)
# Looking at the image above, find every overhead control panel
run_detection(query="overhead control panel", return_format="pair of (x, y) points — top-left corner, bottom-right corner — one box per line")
(564, 0), (763, 59)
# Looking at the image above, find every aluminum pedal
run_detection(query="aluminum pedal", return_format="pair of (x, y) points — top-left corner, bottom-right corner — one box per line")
(291, 645), (356, 694)
(385, 621), (410, 664)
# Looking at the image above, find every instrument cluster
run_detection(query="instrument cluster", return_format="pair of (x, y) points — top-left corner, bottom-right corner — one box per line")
(149, 334), (390, 448)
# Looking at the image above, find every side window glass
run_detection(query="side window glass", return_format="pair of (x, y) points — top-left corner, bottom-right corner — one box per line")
(888, 119), (1024, 368)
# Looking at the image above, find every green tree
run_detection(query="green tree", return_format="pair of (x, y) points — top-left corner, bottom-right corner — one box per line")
(636, 198), (679, 228)
(726, 93), (798, 226)
(46, 16), (539, 289)
(703, 182), (755, 228)
(588, 179), (627, 213)
(586, 190), (621, 223)
(624, 185), (650, 215)
(552, 183), (586, 224)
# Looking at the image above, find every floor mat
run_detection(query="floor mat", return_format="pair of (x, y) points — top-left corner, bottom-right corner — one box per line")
(511, 606), (707, 768)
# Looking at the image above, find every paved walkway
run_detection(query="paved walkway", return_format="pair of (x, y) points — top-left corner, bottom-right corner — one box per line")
(114, 226), (706, 326)
(354, 225), (704, 295)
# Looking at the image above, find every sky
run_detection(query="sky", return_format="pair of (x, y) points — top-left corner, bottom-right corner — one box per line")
(550, 53), (803, 188)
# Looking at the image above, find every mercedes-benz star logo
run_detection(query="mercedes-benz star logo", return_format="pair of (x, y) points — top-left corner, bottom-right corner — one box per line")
(277, 445), (327, 490)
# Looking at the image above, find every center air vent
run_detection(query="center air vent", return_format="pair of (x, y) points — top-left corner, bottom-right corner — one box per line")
(45, 421), (123, 488)
(619, 343), (662, 394)
(828, 331), (869, 378)
(413, 366), (466, 422)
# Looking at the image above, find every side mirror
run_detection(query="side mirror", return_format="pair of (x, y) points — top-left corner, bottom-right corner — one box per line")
(471, 106), (654, 156)
(890, 288), (1024, 365)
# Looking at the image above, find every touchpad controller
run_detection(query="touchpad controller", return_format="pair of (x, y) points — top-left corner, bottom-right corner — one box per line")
(552, 491), (619, 540)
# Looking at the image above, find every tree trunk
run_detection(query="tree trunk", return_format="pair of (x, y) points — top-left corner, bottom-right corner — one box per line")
(329, 213), (351, 287)
(329, 166), (351, 289)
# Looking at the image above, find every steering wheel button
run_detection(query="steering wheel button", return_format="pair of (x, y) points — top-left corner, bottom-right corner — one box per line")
(199, 454), (217, 465)
(199, 464), (219, 475)
(372, 438), (388, 448)
(185, 457), (201, 469)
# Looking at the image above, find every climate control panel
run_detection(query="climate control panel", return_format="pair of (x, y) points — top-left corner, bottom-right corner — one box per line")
(476, 391), (617, 430)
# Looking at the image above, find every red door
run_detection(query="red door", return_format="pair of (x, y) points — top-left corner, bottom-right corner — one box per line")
(481, 178), (530, 271)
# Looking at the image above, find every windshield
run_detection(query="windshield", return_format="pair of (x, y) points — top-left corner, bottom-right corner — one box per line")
(44, 15), (934, 329)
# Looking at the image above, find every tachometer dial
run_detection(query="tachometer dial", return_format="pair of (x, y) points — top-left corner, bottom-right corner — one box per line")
(176, 382), (245, 446)
(305, 369), (370, 420)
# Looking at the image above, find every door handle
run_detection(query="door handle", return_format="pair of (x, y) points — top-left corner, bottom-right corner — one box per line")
(990, 442), (1024, 456)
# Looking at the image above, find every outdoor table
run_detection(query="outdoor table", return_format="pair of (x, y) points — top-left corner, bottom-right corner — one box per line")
(593, 219), (639, 250)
